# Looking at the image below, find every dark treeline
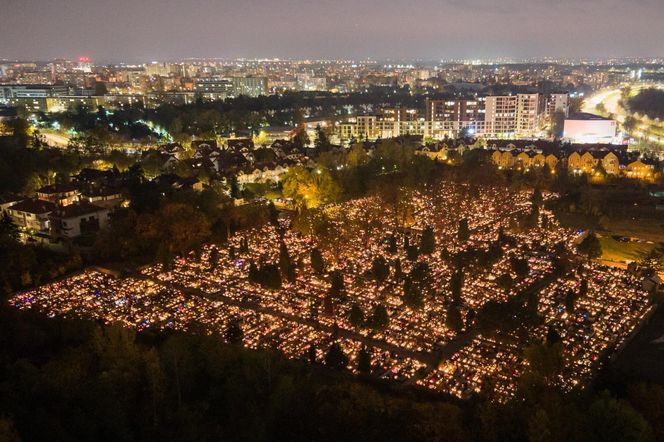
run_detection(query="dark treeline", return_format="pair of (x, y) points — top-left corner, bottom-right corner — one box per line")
(0, 306), (661, 442)
(627, 88), (664, 120)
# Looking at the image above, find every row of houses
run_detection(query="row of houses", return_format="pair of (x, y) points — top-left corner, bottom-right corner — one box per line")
(489, 147), (657, 178)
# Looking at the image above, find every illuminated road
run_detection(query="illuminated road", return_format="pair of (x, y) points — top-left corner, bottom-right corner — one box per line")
(41, 131), (70, 148)
(583, 83), (664, 145)
(582, 89), (623, 121)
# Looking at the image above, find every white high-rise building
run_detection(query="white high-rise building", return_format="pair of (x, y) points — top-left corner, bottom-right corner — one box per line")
(515, 93), (541, 135)
(484, 93), (542, 137)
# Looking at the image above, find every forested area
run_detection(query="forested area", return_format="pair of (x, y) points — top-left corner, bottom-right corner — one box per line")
(627, 88), (664, 120)
(0, 305), (662, 442)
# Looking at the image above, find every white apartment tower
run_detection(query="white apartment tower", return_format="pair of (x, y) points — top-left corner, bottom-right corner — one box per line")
(484, 93), (542, 137)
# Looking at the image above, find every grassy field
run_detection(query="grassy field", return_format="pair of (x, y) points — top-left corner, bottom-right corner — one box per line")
(598, 235), (656, 265)
(604, 218), (664, 243)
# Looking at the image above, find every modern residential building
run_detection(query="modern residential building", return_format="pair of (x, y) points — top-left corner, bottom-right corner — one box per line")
(7, 199), (57, 233)
(195, 79), (233, 101)
(36, 184), (80, 206)
(0, 194), (25, 217)
(425, 98), (484, 124)
(484, 94), (543, 137)
(81, 189), (124, 210)
(515, 93), (542, 134)
(49, 201), (110, 240)
(0, 84), (69, 100)
(296, 73), (327, 91)
(340, 109), (427, 141)
(144, 62), (182, 77)
(231, 77), (268, 97)
(424, 98), (486, 138)
(1, 84), (72, 111)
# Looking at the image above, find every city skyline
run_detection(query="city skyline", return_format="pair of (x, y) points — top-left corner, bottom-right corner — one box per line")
(2, 0), (664, 62)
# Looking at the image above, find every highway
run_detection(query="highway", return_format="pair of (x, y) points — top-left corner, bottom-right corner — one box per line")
(582, 83), (664, 145)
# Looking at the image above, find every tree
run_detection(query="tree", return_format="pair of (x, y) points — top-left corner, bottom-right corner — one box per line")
(527, 409), (552, 442)
(403, 278), (424, 310)
(595, 102), (607, 115)
(496, 273), (514, 293)
(0, 213), (20, 243)
(255, 263), (282, 290)
(209, 247), (220, 269)
(458, 218), (470, 242)
(402, 240), (417, 260)
(622, 115), (638, 134)
(307, 343), (317, 363)
(387, 234), (397, 254)
(348, 303), (365, 329)
(550, 110), (566, 138)
(0, 418), (20, 442)
(94, 81), (108, 96)
(450, 269), (464, 303)
(565, 289), (578, 313)
(409, 261), (431, 285)
(371, 256), (390, 283)
(267, 200), (279, 225)
(140, 155), (164, 178)
(293, 125), (310, 149)
(282, 166), (341, 209)
(627, 88), (664, 120)
(7, 118), (29, 148)
(279, 242), (296, 283)
(627, 383), (664, 441)
(314, 124), (332, 153)
(546, 327), (561, 346)
(584, 392), (651, 442)
(532, 188), (543, 207)
(374, 139), (414, 171)
(523, 341), (564, 386)
(346, 143), (369, 167)
(446, 305), (463, 333)
(511, 256), (530, 279)
(136, 203), (211, 257)
(420, 226), (436, 255)
(357, 347), (372, 374)
(577, 232), (602, 260)
(225, 318), (244, 344)
(369, 305), (389, 330)
(310, 248), (325, 274)
(393, 258), (403, 280)
(248, 261), (260, 283)
(329, 270), (345, 298)
(324, 342), (349, 369)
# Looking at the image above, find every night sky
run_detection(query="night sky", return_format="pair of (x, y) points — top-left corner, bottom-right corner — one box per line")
(2, 0), (663, 62)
